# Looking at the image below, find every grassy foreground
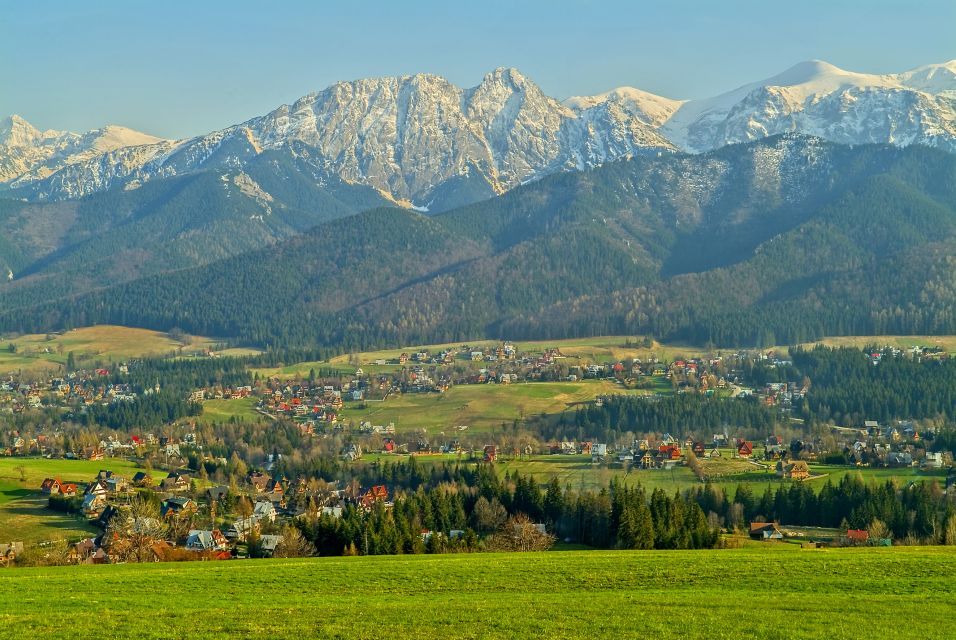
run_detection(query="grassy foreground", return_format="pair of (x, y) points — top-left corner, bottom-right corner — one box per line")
(1, 548), (954, 639)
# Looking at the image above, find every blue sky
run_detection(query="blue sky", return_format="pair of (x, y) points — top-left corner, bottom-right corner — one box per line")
(3, 0), (955, 138)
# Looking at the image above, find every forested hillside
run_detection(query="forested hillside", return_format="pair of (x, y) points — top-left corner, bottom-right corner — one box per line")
(0, 145), (388, 307)
(4, 135), (956, 349)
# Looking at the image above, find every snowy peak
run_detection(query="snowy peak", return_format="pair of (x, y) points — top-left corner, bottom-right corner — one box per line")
(0, 116), (168, 185)
(85, 125), (165, 152)
(565, 87), (685, 127)
(898, 60), (956, 95)
(0, 114), (71, 148)
(664, 58), (956, 152)
(760, 59), (889, 90)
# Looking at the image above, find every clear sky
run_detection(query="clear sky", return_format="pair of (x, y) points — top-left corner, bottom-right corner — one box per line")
(3, 0), (955, 139)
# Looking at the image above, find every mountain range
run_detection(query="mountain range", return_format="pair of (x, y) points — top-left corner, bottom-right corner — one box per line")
(3, 59), (955, 210)
(4, 59), (956, 349)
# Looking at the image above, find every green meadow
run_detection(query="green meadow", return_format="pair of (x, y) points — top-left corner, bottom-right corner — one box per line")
(1, 548), (954, 639)
(337, 379), (649, 433)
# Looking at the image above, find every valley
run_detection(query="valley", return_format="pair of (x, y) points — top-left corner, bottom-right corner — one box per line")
(4, 16), (956, 639)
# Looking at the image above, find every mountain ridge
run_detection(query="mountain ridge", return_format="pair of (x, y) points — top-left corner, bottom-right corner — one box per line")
(5, 59), (956, 208)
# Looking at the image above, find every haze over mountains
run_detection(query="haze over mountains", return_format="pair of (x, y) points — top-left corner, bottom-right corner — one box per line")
(3, 59), (956, 349)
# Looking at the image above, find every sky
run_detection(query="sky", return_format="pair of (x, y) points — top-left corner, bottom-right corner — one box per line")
(3, 0), (955, 139)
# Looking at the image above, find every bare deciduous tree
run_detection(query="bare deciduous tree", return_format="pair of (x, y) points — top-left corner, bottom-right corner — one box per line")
(483, 514), (555, 552)
(273, 525), (316, 558)
(105, 497), (168, 563)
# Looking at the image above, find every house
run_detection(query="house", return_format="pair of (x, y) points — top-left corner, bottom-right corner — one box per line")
(248, 472), (271, 492)
(265, 478), (284, 496)
(886, 452), (913, 467)
(159, 471), (191, 492)
(161, 497), (197, 518)
(84, 479), (109, 498)
(483, 445), (497, 463)
(845, 529), (870, 545)
(40, 477), (62, 495)
(225, 516), (258, 541)
(341, 443), (361, 462)
(59, 482), (78, 496)
(360, 485), (388, 509)
(749, 522), (783, 540)
(923, 452), (944, 469)
(131, 471), (153, 488)
(81, 493), (107, 518)
(253, 500), (277, 523)
(737, 441), (754, 458)
(207, 486), (230, 503)
(591, 443), (608, 461)
(777, 460), (810, 481)
(185, 529), (228, 552)
(69, 538), (98, 564)
(105, 476), (128, 493)
(259, 534), (284, 557)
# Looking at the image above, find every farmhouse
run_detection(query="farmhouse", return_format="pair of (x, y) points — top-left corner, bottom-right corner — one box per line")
(845, 529), (870, 545)
(161, 497), (198, 518)
(186, 529), (229, 552)
(777, 460), (810, 480)
(749, 522), (783, 540)
(360, 485), (389, 510)
(132, 471), (152, 487)
(40, 477), (62, 495)
(259, 534), (284, 557)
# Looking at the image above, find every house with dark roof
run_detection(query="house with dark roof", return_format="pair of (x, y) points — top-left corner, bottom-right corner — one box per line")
(161, 497), (197, 518)
(749, 522), (783, 540)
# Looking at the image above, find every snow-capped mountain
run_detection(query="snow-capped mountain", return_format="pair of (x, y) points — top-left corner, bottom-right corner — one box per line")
(1, 68), (673, 208)
(0, 115), (166, 185)
(656, 59), (956, 152)
(3, 60), (956, 207)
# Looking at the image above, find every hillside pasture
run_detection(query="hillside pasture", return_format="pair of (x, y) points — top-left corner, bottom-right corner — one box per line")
(338, 379), (647, 433)
(0, 325), (216, 376)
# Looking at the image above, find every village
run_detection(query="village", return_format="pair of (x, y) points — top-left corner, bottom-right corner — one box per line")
(26, 465), (394, 565)
(2, 340), (955, 567)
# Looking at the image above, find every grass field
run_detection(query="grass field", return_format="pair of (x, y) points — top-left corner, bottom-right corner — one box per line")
(1, 548), (954, 639)
(338, 379), (648, 433)
(196, 397), (264, 424)
(0, 325), (216, 376)
(0, 457), (148, 544)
